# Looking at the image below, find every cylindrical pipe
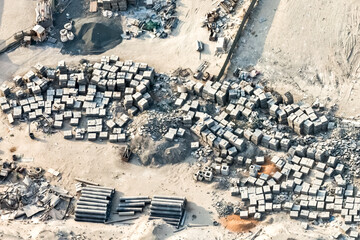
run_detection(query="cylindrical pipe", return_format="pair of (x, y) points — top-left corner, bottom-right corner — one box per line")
(75, 209), (107, 216)
(81, 193), (109, 200)
(151, 201), (183, 208)
(150, 210), (182, 216)
(77, 201), (108, 208)
(153, 197), (185, 203)
(124, 199), (151, 203)
(150, 213), (181, 219)
(82, 187), (114, 195)
(118, 202), (145, 207)
(75, 217), (105, 223)
(76, 206), (108, 211)
(150, 206), (182, 212)
(75, 213), (107, 220)
(153, 195), (186, 201)
(118, 211), (135, 216)
(119, 196), (149, 201)
(180, 211), (186, 227)
(116, 207), (143, 212)
(83, 187), (114, 194)
(79, 197), (110, 204)
(81, 190), (112, 198)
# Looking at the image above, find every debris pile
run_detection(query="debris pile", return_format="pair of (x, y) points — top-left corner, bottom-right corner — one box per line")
(121, 0), (178, 39)
(75, 185), (115, 223)
(203, 0), (240, 42)
(0, 164), (71, 221)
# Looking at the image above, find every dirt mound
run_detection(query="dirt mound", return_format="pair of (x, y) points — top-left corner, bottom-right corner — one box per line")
(63, 21), (122, 55)
(220, 215), (258, 233)
(130, 135), (190, 166)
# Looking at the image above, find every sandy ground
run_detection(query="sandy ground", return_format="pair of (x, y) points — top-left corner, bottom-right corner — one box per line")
(0, 0), (358, 239)
(0, 121), (347, 239)
(229, 0), (360, 118)
(0, 0), (36, 41)
(0, 0), (243, 83)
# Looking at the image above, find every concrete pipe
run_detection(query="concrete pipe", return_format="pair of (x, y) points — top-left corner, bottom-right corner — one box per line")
(151, 201), (183, 208)
(124, 199), (151, 203)
(119, 196), (149, 201)
(150, 206), (182, 212)
(150, 210), (182, 216)
(150, 213), (181, 220)
(116, 207), (143, 212)
(84, 185), (115, 192)
(77, 201), (108, 208)
(118, 202), (145, 207)
(67, 31), (74, 41)
(152, 198), (185, 204)
(60, 35), (68, 43)
(149, 215), (180, 221)
(75, 213), (106, 220)
(81, 188), (113, 196)
(83, 187), (114, 194)
(75, 208), (107, 216)
(76, 206), (108, 211)
(75, 217), (105, 223)
(153, 195), (186, 201)
(149, 216), (180, 221)
(64, 23), (72, 31)
(118, 211), (135, 216)
(79, 197), (110, 204)
(81, 190), (112, 198)
(81, 193), (109, 200)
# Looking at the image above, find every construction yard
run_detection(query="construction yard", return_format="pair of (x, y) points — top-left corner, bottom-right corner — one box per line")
(0, 0), (360, 240)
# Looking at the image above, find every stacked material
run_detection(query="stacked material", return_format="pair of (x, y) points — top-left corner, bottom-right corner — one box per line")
(116, 196), (151, 215)
(149, 195), (187, 228)
(75, 185), (115, 223)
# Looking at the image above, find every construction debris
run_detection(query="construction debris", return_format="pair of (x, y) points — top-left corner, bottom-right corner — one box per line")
(0, 163), (71, 221)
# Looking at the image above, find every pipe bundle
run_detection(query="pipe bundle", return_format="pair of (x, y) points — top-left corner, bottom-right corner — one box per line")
(116, 196), (151, 215)
(75, 185), (115, 223)
(149, 195), (187, 228)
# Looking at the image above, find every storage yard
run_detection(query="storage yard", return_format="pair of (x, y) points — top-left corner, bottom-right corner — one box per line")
(0, 0), (360, 240)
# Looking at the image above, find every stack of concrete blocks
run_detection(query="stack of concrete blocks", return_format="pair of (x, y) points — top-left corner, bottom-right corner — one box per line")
(201, 81), (229, 106)
(235, 139), (360, 223)
(102, 0), (127, 11)
(2, 57), (157, 143)
(194, 166), (214, 182)
(286, 104), (328, 135)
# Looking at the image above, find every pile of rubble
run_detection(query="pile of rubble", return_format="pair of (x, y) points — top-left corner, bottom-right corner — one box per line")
(0, 55), (156, 143)
(0, 163), (71, 221)
(203, 0), (241, 54)
(121, 0), (178, 39)
(95, 0), (178, 39)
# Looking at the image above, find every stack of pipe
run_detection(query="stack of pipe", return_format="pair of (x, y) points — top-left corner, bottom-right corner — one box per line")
(75, 185), (115, 223)
(116, 196), (151, 215)
(149, 195), (187, 228)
